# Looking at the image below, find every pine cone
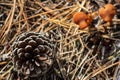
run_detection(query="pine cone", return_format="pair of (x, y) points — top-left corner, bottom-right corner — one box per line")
(11, 32), (55, 78)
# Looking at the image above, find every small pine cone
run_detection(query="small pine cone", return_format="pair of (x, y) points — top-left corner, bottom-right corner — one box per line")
(11, 32), (55, 78)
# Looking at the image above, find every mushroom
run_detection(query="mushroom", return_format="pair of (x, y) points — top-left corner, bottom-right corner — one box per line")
(73, 12), (92, 29)
(99, 4), (116, 22)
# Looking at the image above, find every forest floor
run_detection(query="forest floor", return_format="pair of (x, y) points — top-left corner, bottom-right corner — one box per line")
(0, 0), (120, 80)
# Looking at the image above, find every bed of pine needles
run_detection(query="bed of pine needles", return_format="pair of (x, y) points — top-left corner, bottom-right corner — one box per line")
(0, 0), (120, 80)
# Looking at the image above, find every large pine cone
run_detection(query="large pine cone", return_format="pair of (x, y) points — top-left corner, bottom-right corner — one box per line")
(11, 32), (55, 78)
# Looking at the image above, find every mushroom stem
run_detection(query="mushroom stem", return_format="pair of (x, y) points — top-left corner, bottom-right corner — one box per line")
(79, 21), (88, 29)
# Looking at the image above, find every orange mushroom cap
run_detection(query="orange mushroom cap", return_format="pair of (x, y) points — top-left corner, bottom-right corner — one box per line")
(99, 4), (116, 22)
(73, 12), (91, 29)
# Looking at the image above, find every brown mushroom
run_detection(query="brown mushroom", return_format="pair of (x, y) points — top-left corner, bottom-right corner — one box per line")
(99, 4), (116, 22)
(73, 12), (92, 29)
